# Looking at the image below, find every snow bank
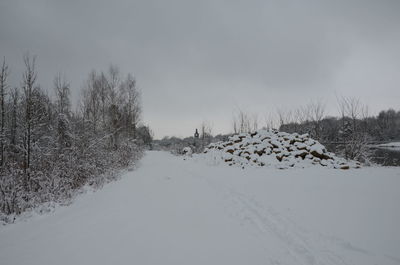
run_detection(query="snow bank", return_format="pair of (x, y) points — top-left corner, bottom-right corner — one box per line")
(182, 146), (193, 156)
(376, 142), (400, 149)
(202, 129), (360, 169)
(0, 152), (398, 265)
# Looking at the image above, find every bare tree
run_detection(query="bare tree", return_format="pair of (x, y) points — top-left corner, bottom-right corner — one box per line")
(82, 71), (101, 134)
(122, 73), (141, 139)
(336, 96), (370, 161)
(54, 74), (72, 149)
(9, 88), (19, 146)
(293, 107), (308, 125)
(200, 120), (213, 140)
(0, 58), (9, 167)
(53, 73), (71, 115)
(276, 108), (293, 129)
(232, 109), (258, 134)
(193, 120), (213, 152)
(251, 113), (259, 132)
(306, 101), (326, 140)
(107, 65), (120, 106)
(21, 54), (37, 179)
(264, 112), (278, 130)
(337, 96), (363, 134)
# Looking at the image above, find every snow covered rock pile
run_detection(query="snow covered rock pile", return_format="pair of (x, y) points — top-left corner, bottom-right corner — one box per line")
(203, 130), (360, 169)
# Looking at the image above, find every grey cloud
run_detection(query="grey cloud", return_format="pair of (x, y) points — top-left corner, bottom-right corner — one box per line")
(1, 0), (399, 138)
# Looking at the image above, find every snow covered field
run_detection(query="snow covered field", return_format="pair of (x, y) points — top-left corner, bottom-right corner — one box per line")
(376, 142), (400, 149)
(0, 151), (399, 265)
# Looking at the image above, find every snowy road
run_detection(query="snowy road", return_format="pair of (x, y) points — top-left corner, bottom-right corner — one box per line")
(1, 151), (399, 265)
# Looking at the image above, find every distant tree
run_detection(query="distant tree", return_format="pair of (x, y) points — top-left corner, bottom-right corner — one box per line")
(54, 74), (72, 149)
(0, 56), (145, 220)
(82, 71), (101, 134)
(21, 54), (37, 182)
(9, 87), (19, 146)
(264, 112), (278, 130)
(336, 96), (370, 161)
(136, 125), (153, 148)
(53, 73), (71, 115)
(0, 58), (9, 167)
(307, 101), (326, 140)
(277, 108), (292, 129)
(232, 109), (258, 134)
(120, 73), (141, 139)
(377, 109), (399, 140)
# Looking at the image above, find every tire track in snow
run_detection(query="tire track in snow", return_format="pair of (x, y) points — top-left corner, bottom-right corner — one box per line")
(227, 190), (349, 265)
(183, 166), (370, 265)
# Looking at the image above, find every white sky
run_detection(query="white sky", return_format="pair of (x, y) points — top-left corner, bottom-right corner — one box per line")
(1, 0), (399, 139)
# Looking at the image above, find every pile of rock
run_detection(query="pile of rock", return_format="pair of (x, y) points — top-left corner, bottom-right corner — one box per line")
(203, 130), (359, 169)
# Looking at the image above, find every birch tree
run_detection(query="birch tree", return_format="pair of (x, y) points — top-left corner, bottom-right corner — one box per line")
(0, 58), (9, 167)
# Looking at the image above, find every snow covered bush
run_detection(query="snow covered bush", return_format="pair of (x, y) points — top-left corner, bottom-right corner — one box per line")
(0, 57), (146, 223)
(182, 147), (193, 157)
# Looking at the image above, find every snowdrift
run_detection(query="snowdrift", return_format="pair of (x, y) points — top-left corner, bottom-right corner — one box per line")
(203, 130), (360, 169)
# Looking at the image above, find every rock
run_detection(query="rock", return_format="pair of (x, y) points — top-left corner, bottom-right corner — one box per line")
(226, 149), (234, 154)
(294, 150), (308, 159)
(255, 150), (265, 156)
(310, 150), (331, 160)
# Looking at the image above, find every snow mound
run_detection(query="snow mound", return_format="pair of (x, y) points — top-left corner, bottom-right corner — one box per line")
(202, 130), (360, 169)
(182, 147), (193, 156)
(376, 142), (400, 149)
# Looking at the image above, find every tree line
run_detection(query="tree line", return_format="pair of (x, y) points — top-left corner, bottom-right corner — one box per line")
(278, 98), (400, 161)
(154, 121), (218, 154)
(230, 99), (399, 162)
(156, 99), (399, 163)
(0, 55), (151, 221)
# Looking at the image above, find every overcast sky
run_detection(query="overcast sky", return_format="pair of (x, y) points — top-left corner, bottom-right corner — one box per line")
(1, 0), (399, 139)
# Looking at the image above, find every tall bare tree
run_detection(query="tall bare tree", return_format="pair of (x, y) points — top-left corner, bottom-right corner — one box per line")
(232, 109), (258, 134)
(200, 120), (213, 140)
(0, 58), (9, 167)
(264, 112), (278, 130)
(9, 88), (19, 146)
(21, 54), (37, 179)
(336, 96), (370, 161)
(121, 73), (141, 139)
(82, 71), (101, 134)
(53, 73), (71, 115)
(306, 101), (326, 140)
(54, 74), (72, 149)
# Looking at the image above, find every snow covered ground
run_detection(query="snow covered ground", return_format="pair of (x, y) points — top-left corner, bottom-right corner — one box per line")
(376, 142), (400, 149)
(0, 151), (399, 265)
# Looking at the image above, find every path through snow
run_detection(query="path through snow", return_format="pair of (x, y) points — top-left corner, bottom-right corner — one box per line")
(0, 151), (399, 265)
